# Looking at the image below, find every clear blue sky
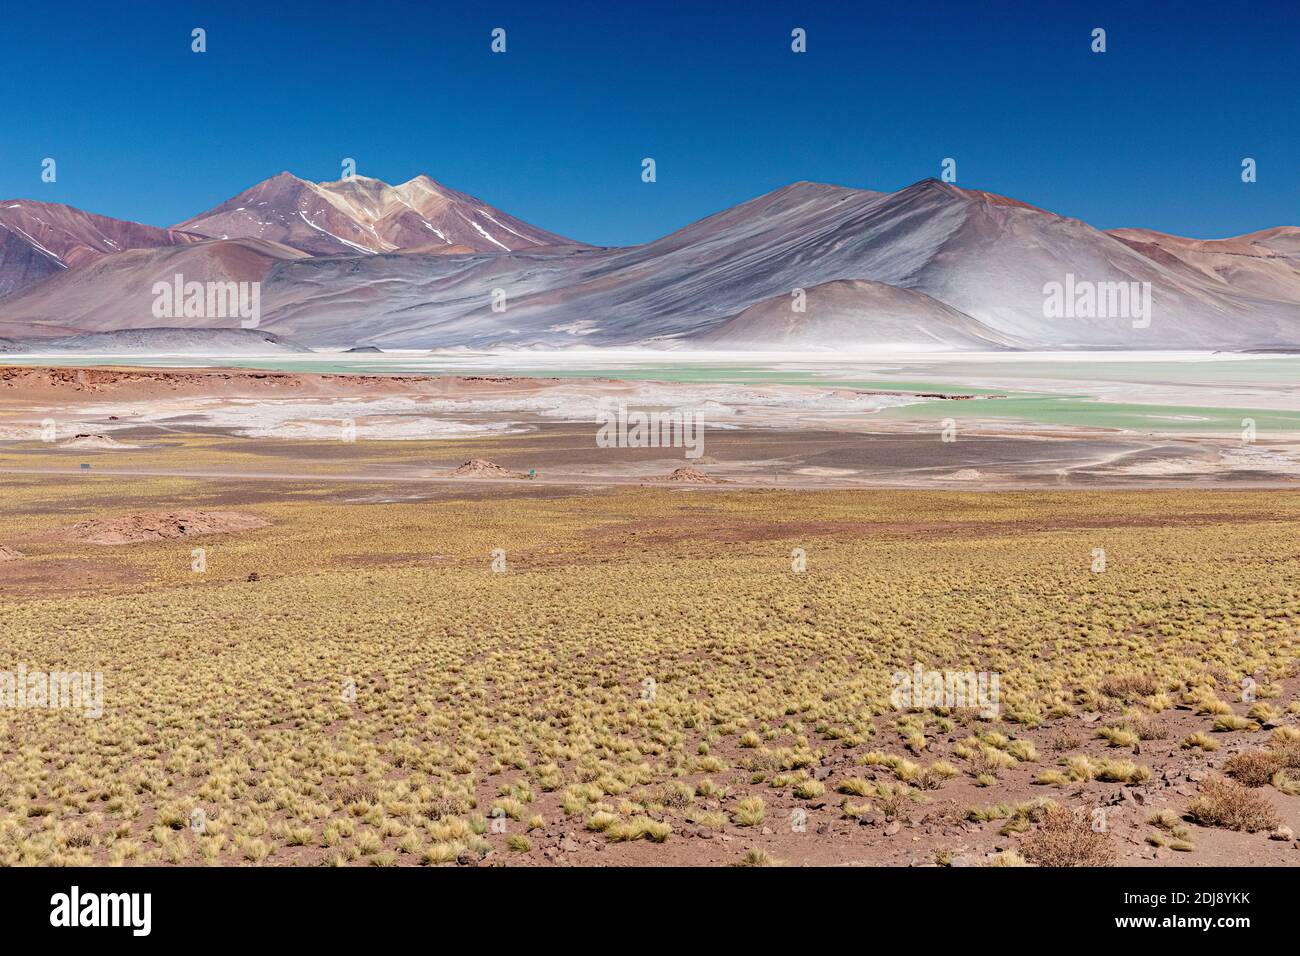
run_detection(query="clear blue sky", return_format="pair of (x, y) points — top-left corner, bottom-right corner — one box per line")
(3, 0), (1295, 245)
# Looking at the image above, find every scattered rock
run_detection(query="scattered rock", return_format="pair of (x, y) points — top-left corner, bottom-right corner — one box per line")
(60, 433), (138, 449)
(246, 571), (260, 582)
(559, 838), (582, 853)
(448, 458), (530, 479)
(1269, 826), (1294, 841)
(456, 849), (476, 866)
(660, 466), (728, 484)
(883, 821), (901, 837)
(696, 827), (713, 841)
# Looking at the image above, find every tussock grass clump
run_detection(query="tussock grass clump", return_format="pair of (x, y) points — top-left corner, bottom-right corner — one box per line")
(915, 761), (960, 790)
(734, 849), (784, 867)
(985, 849), (1029, 867)
(1095, 759), (1150, 784)
(605, 817), (671, 843)
(1188, 691), (1235, 717)
(1146, 808), (1195, 850)
(1098, 726), (1140, 749)
(1247, 702), (1280, 725)
(968, 798), (1055, 835)
(792, 780), (825, 799)
(1271, 770), (1300, 796)
(837, 777), (873, 797)
(1213, 714), (1259, 733)
(731, 797), (766, 827)
(421, 841), (465, 865)
(870, 782), (920, 820)
(965, 744), (1017, 779)
(688, 809), (729, 829)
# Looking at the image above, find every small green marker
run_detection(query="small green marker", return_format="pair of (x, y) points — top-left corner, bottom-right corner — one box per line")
(80, 463), (90, 472)
(529, 468), (536, 478)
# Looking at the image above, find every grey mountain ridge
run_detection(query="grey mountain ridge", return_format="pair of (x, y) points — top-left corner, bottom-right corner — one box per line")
(2, 174), (1297, 351)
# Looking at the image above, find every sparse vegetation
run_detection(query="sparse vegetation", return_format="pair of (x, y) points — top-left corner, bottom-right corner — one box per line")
(0, 474), (1296, 866)
(1186, 775), (1281, 832)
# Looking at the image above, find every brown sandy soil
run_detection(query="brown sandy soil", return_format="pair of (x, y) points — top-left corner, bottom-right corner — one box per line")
(60, 510), (269, 545)
(0, 556), (145, 594)
(0, 364), (582, 403)
(1, 420), (1295, 492)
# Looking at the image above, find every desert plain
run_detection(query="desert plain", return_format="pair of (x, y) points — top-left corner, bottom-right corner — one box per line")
(1, 353), (1299, 867)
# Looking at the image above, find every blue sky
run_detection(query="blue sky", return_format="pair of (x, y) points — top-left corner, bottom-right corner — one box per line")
(2, 0), (1295, 246)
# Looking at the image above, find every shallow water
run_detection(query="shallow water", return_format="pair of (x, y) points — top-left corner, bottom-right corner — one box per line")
(7, 351), (1299, 433)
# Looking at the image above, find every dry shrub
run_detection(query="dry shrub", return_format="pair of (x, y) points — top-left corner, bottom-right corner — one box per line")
(1021, 805), (1115, 867)
(967, 745), (1016, 778)
(1123, 712), (1168, 741)
(1046, 728), (1083, 752)
(420, 790), (470, 819)
(1267, 736), (1300, 770)
(335, 784), (380, 806)
(1100, 675), (1159, 700)
(1222, 750), (1282, 788)
(1186, 774), (1280, 832)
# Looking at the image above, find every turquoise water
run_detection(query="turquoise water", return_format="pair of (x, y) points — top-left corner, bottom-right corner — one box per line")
(7, 353), (1298, 433)
(879, 395), (1300, 432)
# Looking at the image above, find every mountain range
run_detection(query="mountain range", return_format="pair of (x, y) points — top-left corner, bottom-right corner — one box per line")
(2, 172), (1297, 351)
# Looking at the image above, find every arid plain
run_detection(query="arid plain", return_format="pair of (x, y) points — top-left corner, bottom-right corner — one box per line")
(1, 359), (1298, 867)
